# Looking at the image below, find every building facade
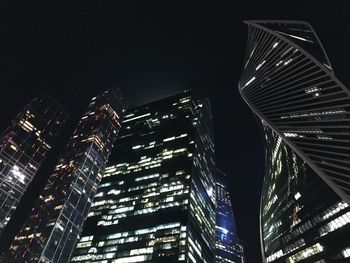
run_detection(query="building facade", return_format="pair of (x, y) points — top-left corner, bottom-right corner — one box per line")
(239, 20), (350, 205)
(0, 97), (68, 235)
(70, 91), (216, 263)
(261, 125), (350, 262)
(239, 21), (350, 262)
(6, 89), (126, 263)
(215, 169), (245, 263)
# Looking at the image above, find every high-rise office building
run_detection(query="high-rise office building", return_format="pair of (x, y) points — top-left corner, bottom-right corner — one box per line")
(70, 91), (216, 263)
(260, 125), (350, 262)
(239, 21), (350, 262)
(0, 97), (68, 235)
(239, 20), (350, 205)
(215, 169), (245, 263)
(6, 89), (126, 263)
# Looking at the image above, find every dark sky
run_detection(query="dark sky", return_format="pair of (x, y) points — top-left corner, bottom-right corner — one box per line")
(0, 1), (350, 262)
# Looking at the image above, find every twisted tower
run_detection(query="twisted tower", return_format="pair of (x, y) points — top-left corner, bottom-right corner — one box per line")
(239, 21), (350, 262)
(239, 20), (350, 205)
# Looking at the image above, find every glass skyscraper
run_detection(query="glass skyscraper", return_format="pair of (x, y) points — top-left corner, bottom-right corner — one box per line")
(215, 169), (245, 263)
(260, 125), (350, 262)
(6, 89), (126, 263)
(239, 21), (350, 262)
(70, 91), (216, 263)
(0, 97), (68, 235)
(239, 20), (350, 206)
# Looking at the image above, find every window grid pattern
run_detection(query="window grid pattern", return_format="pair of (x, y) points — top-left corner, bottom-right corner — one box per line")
(70, 92), (215, 263)
(215, 170), (245, 263)
(7, 89), (126, 263)
(0, 97), (68, 234)
(259, 124), (350, 263)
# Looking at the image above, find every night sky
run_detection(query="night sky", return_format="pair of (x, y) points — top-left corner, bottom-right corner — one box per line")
(0, 1), (350, 262)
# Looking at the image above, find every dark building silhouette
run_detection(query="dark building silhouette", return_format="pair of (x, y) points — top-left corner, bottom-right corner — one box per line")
(215, 169), (245, 263)
(70, 91), (216, 263)
(239, 21), (350, 262)
(6, 89), (126, 262)
(0, 97), (68, 235)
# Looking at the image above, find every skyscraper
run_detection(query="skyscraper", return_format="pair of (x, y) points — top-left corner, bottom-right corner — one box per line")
(0, 97), (68, 235)
(6, 89), (126, 263)
(70, 91), (216, 263)
(259, 125), (350, 262)
(239, 21), (350, 262)
(215, 169), (245, 263)
(239, 20), (350, 205)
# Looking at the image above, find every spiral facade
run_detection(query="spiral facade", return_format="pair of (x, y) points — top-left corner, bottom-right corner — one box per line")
(239, 20), (350, 205)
